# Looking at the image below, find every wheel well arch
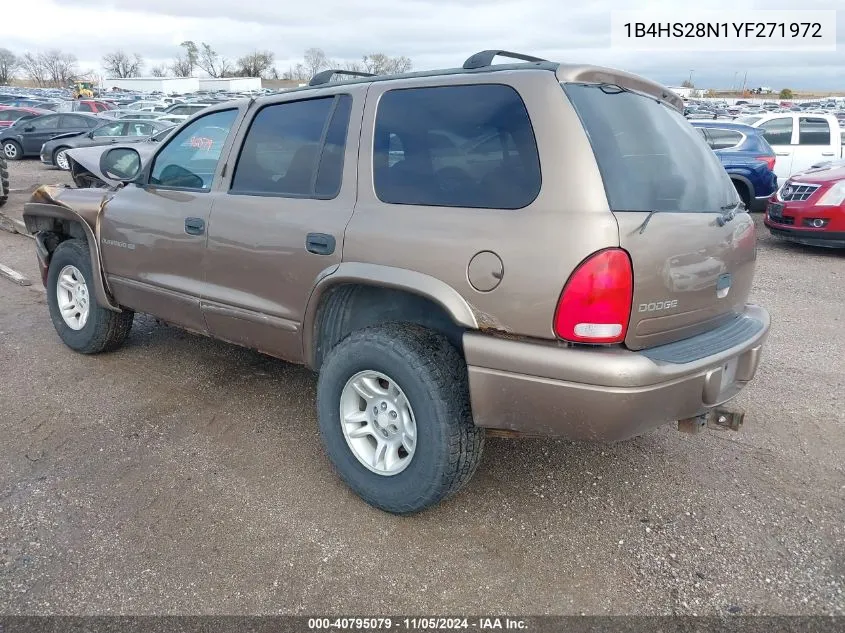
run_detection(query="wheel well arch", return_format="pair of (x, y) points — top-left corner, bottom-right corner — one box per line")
(307, 281), (472, 371)
(22, 203), (121, 312)
(729, 173), (754, 204)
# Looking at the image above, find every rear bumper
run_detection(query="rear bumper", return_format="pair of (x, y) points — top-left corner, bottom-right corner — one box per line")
(464, 304), (769, 441)
(751, 194), (771, 212)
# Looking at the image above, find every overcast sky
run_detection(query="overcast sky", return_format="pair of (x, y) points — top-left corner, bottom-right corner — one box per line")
(3, 0), (843, 90)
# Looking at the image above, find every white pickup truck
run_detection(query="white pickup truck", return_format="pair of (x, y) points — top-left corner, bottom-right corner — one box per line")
(749, 113), (845, 185)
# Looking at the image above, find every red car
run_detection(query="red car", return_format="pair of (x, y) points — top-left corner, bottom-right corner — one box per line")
(0, 105), (50, 128)
(74, 100), (115, 113)
(765, 161), (845, 248)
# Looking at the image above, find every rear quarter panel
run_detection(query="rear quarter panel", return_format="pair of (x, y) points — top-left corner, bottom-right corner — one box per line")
(344, 70), (619, 339)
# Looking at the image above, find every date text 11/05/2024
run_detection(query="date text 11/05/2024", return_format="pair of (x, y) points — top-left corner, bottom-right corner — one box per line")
(623, 22), (823, 39)
(307, 618), (528, 630)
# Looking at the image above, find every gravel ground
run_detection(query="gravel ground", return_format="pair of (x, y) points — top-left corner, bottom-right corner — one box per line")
(0, 158), (843, 616)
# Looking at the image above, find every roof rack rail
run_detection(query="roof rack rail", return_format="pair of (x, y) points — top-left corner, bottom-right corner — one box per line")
(462, 50), (549, 70)
(308, 69), (377, 86)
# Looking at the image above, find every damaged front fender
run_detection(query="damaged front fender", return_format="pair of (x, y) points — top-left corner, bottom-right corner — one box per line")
(23, 185), (122, 312)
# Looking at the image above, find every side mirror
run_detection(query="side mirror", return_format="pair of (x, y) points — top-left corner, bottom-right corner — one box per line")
(99, 147), (142, 183)
(23, 125), (35, 132)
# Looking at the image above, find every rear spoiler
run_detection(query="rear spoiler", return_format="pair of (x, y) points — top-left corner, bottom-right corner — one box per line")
(556, 65), (684, 113)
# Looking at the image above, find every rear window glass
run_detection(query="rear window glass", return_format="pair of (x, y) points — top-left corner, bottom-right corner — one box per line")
(373, 84), (541, 209)
(706, 128), (744, 150)
(562, 83), (735, 213)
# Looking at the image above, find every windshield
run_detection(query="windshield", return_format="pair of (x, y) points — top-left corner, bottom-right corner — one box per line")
(562, 83), (736, 213)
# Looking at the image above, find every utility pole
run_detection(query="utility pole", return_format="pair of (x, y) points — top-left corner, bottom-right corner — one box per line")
(688, 69), (694, 86)
(740, 71), (748, 96)
(732, 71), (738, 92)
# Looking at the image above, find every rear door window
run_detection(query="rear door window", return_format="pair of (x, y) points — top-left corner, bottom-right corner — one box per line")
(373, 84), (541, 209)
(758, 117), (794, 145)
(92, 121), (126, 137)
(798, 118), (831, 145)
(562, 82), (734, 213)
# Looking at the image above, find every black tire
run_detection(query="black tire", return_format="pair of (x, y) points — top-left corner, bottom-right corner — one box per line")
(46, 239), (134, 354)
(0, 156), (7, 208)
(732, 179), (751, 210)
(2, 140), (22, 161)
(317, 323), (484, 514)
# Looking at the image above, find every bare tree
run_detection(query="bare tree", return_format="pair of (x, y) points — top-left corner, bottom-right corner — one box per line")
(150, 64), (168, 77)
(170, 54), (192, 77)
(181, 41), (198, 75)
(361, 53), (412, 75)
(339, 59), (364, 73)
(235, 50), (275, 78)
(282, 63), (308, 81)
(0, 48), (19, 85)
(102, 50), (144, 78)
(303, 47), (329, 78)
(171, 41), (198, 77)
(218, 57), (234, 78)
(19, 52), (47, 87)
(19, 50), (78, 87)
(197, 42), (233, 78)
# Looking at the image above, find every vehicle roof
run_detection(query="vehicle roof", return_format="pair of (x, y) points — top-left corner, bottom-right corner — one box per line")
(229, 59), (682, 112)
(0, 105), (50, 113)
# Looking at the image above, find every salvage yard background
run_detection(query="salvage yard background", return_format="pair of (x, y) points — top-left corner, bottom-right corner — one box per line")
(0, 160), (843, 615)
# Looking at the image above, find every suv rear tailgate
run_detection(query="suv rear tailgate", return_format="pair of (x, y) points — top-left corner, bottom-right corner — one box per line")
(563, 81), (757, 350)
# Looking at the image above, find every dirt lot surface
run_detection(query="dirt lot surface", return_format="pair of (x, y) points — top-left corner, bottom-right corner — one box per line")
(0, 159), (843, 616)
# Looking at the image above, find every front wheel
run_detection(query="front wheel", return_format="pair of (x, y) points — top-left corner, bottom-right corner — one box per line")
(3, 140), (22, 161)
(317, 324), (484, 514)
(54, 147), (71, 171)
(46, 239), (134, 354)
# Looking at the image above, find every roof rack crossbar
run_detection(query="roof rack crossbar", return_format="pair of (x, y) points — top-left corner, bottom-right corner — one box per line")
(462, 50), (549, 70)
(309, 69), (377, 86)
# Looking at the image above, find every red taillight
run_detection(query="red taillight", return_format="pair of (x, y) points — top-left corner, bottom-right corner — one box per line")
(756, 155), (776, 172)
(553, 248), (633, 345)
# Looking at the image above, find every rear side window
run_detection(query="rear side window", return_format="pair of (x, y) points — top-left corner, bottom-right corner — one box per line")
(563, 83), (734, 213)
(373, 84), (541, 209)
(798, 117), (830, 145)
(231, 95), (351, 198)
(27, 115), (59, 130)
(758, 117), (793, 145)
(706, 128), (743, 150)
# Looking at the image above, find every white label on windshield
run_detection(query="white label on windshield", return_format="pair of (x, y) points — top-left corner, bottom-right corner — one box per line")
(611, 10), (836, 51)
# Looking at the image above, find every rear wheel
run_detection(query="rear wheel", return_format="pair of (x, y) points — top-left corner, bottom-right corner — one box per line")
(316, 323), (484, 514)
(2, 140), (22, 161)
(46, 239), (134, 354)
(732, 179), (751, 210)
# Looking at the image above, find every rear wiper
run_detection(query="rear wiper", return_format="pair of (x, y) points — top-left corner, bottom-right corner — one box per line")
(717, 201), (744, 226)
(636, 209), (659, 234)
(599, 83), (629, 95)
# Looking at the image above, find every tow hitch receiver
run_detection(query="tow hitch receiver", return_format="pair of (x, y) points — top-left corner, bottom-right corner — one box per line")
(678, 408), (745, 434)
